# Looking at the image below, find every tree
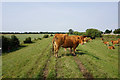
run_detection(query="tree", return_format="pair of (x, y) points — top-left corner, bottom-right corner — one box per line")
(113, 28), (120, 34)
(86, 28), (102, 39)
(69, 29), (74, 34)
(105, 29), (112, 34)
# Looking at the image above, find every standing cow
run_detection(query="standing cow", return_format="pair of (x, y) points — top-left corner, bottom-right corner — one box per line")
(52, 34), (84, 57)
(52, 34), (68, 57)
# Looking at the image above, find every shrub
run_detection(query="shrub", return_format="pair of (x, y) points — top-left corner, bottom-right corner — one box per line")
(50, 34), (53, 36)
(113, 28), (120, 34)
(38, 38), (42, 40)
(11, 35), (20, 47)
(86, 28), (102, 39)
(43, 35), (49, 38)
(105, 29), (112, 34)
(69, 29), (74, 34)
(2, 35), (20, 52)
(24, 37), (32, 43)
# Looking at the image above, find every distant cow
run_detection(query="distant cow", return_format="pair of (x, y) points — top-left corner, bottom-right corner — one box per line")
(101, 38), (104, 41)
(52, 34), (84, 57)
(111, 40), (119, 45)
(118, 38), (120, 42)
(103, 41), (109, 46)
(108, 46), (115, 49)
(84, 37), (88, 43)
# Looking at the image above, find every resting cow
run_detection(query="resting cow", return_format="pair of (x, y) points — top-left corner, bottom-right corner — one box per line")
(111, 40), (119, 45)
(103, 41), (109, 46)
(108, 46), (115, 49)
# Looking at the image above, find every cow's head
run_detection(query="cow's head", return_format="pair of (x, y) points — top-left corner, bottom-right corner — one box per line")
(77, 36), (84, 45)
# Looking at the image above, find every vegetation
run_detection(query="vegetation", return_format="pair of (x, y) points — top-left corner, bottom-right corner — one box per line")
(38, 38), (42, 40)
(1, 34), (44, 43)
(2, 35), (20, 52)
(73, 31), (86, 36)
(43, 35), (49, 38)
(105, 29), (112, 34)
(50, 34), (53, 36)
(24, 37), (32, 43)
(69, 29), (74, 34)
(2, 34), (118, 78)
(86, 28), (102, 39)
(113, 28), (120, 34)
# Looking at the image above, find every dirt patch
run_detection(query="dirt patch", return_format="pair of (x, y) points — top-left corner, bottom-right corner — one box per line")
(55, 57), (58, 78)
(73, 56), (94, 79)
(43, 47), (52, 79)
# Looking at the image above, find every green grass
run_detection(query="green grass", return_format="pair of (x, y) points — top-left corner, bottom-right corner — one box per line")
(1, 34), (51, 43)
(2, 37), (53, 78)
(76, 38), (118, 78)
(2, 34), (119, 78)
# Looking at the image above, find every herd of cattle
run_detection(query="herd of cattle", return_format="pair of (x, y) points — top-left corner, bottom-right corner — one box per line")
(102, 38), (120, 49)
(52, 34), (119, 57)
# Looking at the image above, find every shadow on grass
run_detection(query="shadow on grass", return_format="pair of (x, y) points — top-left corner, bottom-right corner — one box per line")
(59, 49), (100, 60)
(2, 45), (27, 54)
(23, 41), (35, 44)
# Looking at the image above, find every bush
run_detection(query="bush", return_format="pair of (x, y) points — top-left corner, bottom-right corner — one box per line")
(11, 35), (20, 47)
(50, 34), (53, 36)
(38, 38), (42, 40)
(24, 37), (32, 43)
(43, 35), (49, 38)
(69, 29), (74, 34)
(2, 35), (20, 52)
(86, 29), (102, 39)
(73, 31), (86, 36)
(105, 29), (112, 34)
(113, 28), (120, 34)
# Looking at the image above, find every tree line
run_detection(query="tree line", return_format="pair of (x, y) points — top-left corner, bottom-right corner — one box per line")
(1, 32), (66, 34)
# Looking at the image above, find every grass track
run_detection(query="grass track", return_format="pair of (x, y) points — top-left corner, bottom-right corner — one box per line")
(2, 35), (118, 78)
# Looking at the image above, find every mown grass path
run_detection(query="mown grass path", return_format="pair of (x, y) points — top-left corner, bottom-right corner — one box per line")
(2, 37), (118, 78)
(2, 37), (53, 78)
(73, 56), (93, 79)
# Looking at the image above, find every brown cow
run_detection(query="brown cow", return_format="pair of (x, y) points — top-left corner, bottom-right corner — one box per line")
(103, 41), (109, 46)
(52, 35), (84, 57)
(118, 38), (120, 42)
(101, 38), (104, 41)
(108, 46), (115, 49)
(111, 40), (119, 45)
(61, 35), (84, 55)
(52, 34), (68, 57)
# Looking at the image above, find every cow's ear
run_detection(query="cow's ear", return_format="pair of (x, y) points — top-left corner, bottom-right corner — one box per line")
(78, 37), (80, 39)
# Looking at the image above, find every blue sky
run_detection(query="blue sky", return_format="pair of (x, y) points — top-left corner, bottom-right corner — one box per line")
(2, 2), (118, 32)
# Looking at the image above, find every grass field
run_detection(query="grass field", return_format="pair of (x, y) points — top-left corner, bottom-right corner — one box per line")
(2, 34), (46, 43)
(2, 34), (119, 78)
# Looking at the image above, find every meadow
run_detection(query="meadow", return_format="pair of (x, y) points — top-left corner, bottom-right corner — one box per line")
(2, 34), (119, 78)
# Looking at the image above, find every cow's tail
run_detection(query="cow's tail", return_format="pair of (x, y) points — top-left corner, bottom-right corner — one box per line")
(52, 39), (55, 53)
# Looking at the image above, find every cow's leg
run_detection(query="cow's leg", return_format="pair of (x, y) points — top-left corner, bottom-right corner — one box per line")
(73, 48), (76, 56)
(64, 48), (67, 51)
(54, 44), (56, 57)
(70, 47), (72, 54)
(55, 45), (60, 58)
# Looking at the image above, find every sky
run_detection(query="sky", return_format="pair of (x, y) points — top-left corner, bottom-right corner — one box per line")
(2, 2), (118, 32)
